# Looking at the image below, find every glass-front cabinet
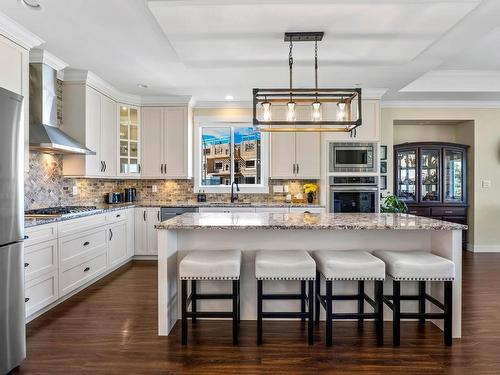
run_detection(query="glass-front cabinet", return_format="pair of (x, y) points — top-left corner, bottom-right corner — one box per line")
(420, 148), (440, 202)
(396, 149), (417, 203)
(444, 148), (465, 203)
(118, 104), (140, 176)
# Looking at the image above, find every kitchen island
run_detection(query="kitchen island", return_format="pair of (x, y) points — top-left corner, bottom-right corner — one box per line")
(156, 212), (466, 337)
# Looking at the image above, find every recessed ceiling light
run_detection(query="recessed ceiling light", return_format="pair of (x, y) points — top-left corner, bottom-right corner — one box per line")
(137, 83), (149, 89)
(21, 0), (42, 10)
(225, 95), (234, 101)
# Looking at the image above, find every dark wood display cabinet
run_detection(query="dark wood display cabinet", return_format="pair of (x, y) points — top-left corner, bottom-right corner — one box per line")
(394, 142), (469, 247)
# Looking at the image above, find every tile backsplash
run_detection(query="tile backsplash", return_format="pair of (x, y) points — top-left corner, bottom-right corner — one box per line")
(24, 151), (319, 210)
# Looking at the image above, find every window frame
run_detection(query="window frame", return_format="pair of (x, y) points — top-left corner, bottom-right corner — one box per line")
(194, 122), (269, 193)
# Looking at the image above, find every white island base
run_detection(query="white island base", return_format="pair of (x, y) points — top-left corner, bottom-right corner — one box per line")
(157, 213), (463, 338)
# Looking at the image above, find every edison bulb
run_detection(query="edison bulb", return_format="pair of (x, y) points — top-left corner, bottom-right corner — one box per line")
(262, 101), (272, 122)
(336, 101), (347, 121)
(286, 101), (296, 122)
(312, 101), (322, 122)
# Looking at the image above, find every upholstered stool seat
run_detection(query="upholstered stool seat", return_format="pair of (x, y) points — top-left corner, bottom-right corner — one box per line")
(255, 250), (316, 280)
(255, 250), (316, 345)
(179, 250), (242, 346)
(313, 250), (386, 281)
(372, 250), (454, 281)
(180, 250), (242, 280)
(373, 250), (454, 346)
(312, 250), (385, 347)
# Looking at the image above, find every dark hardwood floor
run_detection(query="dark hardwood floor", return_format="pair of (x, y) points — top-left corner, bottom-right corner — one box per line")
(13, 252), (500, 375)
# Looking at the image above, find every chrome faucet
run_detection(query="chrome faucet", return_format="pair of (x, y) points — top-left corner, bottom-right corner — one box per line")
(230, 181), (240, 203)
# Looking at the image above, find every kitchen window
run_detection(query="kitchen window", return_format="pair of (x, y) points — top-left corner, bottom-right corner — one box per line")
(196, 124), (268, 193)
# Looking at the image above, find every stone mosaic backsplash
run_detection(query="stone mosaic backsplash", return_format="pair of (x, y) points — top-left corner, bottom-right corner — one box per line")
(24, 151), (319, 210)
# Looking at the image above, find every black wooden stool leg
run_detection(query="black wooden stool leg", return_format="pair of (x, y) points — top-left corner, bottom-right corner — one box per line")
(237, 280), (241, 323)
(326, 280), (333, 347)
(358, 280), (365, 324)
(257, 280), (263, 345)
(444, 281), (453, 346)
(315, 271), (320, 325)
(232, 280), (238, 345)
(308, 280), (314, 345)
(375, 280), (384, 346)
(181, 280), (188, 345)
(301, 280), (306, 322)
(393, 280), (401, 346)
(418, 281), (426, 326)
(191, 280), (197, 323)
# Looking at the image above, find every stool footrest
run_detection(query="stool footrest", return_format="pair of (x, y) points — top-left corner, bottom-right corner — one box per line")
(399, 312), (445, 319)
(191, 293), (233, 300)
(384, 294), (446, 311)
(262, 312), (309, 319)
(262, 293), (306, 300)
(186, 311), (234, 319)
(331, 313), (378, 320)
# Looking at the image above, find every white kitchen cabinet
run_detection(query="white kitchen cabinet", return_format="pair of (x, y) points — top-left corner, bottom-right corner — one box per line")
(108, 221), (128, 268)
(134, 207), (161, 256)
(117, 104), (141, 177)
(255, 207), (289, 213)
(141, 106), (189, 179)
(62, 85), (117, 177)
(25, 271), (58, 317)
(0, 35), (29, 171)
(198, 207), (256, 213)
(24, 239), (58, 282)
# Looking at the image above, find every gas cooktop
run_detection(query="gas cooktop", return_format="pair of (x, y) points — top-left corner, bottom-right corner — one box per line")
(25, 206), (100, 218)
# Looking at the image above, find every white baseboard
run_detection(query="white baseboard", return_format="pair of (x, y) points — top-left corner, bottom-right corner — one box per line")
(466, 244), (500, 253)
(133, 255), (158, 260)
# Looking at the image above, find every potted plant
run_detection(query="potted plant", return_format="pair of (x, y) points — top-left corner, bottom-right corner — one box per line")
(303, 183), (318, 204)
(380, 194), (408, 213)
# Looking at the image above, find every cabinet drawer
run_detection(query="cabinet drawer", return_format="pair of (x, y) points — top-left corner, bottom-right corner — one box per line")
(25, 223), (57, 246)
(407, 207), (430, 216)
(60, 251), (107, 296)
(59, 228), (107, 270)
(24, 240), (58, 282)
(25, 271), (58, 317)
(58, 213), (107, 237)
(431, 207), (466, 216)
(106, 209), (128, 224)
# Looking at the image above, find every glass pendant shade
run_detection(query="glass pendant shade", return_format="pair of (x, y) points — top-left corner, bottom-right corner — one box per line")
(262, 101), (272, 122)
(286, 101), (296, 122)
(311, 101), (322, 122)
(336, 101), (347, 121)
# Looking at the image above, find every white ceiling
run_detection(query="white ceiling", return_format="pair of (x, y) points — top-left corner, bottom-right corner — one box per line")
(2, 0), (500, 103)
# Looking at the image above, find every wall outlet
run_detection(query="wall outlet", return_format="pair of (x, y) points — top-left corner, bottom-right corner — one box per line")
(482, 180), (492, 188)
(72, 185), (78, 195)
(283, 185), (289, 193)
(273, 185), (284, 193)
(152, 185), (158, 193)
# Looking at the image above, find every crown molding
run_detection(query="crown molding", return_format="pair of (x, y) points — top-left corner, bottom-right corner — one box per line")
(0, 12), (44, 50)
(29, 49), (68, 71)
(362, 88), (388, 99)
(381, 100), (500, 109)
(141, 95), (192, 106)
(194, 100), (253, 109)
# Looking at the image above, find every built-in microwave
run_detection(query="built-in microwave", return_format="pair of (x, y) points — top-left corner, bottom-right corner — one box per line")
(329, 142), (377, 173)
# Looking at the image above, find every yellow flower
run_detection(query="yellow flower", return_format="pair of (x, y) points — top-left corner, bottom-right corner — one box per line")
(303, 183), (318, 194)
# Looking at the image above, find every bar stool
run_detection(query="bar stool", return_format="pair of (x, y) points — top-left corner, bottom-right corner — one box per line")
(179, 250), (241, 345)
(373, 250), (454, 346)
(255, 250), (316, 345)
(313, 250), (385, 347)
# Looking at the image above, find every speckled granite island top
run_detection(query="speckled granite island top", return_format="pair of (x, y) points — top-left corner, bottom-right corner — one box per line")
(155, 212), (468, 231)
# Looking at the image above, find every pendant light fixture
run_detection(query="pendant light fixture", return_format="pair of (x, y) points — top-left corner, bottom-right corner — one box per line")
(253, 32), (362, 134)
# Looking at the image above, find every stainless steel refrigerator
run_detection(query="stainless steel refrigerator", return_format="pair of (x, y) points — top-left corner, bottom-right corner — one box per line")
(0, 87), (26, 374)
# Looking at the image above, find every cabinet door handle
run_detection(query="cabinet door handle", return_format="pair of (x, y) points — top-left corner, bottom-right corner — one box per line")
(103, 161), (107, 172)
(83, 241), (90, 246)
(296, 163), (299, 174)
(84, 267), (90, 273)
(25, 297), (30, 303)
(157, 211), (160, 221)
(109, 228), (113, 241)
(116, 214), (121, 218)
(24, 262), (29, 268)
(143, 210), (146, 221)
(164, 163), (167, 174)
(100, 161), (104, 172)
(445, 210), (453, 214)
(292, 164), (296, 174)
(138, 164), (141, 173)
(161, 164), (164, 174)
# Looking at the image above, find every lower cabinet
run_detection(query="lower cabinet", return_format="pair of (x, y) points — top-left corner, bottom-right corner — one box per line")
(108, 221), (128, 268)
(59, 251), (107, 296)
(25, 271), (58, 317)
(134, 207), (161, 256)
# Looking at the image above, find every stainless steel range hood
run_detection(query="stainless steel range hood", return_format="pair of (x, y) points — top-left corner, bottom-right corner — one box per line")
(29, 63), (95, 155)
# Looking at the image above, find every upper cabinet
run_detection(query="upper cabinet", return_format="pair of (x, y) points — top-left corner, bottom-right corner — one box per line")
(118, 104), (141, 177)
(141, 106), (190, 179)
(0, 35), (29, 171)
(62, 84), (117, 177)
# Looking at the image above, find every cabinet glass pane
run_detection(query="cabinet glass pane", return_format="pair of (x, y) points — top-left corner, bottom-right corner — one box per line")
(130, 125), (138, 141)
(421, 149), (440, 202)
(444, 149), (464, 202)
(129, 158), (139, 173)
(130, 141), (138, 157)
(120, 124), (128, 139)
(397, 150), (417, 202)
(120, 106), (128, 122)
(130, 108), (138, 125)
(120, 141), (128, 157)
(120, 158), (128, 174)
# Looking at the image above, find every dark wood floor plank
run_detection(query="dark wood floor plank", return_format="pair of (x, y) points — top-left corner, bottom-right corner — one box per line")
(12, 252), (500, 375)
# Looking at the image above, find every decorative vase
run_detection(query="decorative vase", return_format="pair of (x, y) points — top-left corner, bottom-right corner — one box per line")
(307, 192), (314, 204)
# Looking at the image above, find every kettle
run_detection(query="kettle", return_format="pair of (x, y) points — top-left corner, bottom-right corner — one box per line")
(124, 187), (137, 202)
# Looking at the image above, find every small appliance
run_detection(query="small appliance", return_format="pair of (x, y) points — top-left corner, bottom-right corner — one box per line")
(329, 142), (377, 173)
(124, 188), (137, 202)
(106, 192), (124, 204)
(329, 176), (379, 213)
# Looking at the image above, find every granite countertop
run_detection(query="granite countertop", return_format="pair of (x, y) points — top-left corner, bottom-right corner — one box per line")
(137, 201), (325, 208)
(156, 212), (468, 231)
